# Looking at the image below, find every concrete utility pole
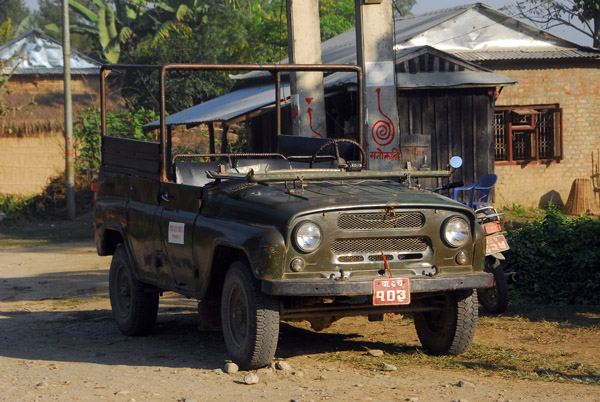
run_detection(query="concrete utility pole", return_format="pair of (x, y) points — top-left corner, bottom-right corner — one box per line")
(62, 0), (75, 220)
(286, 0), (327, 138)
(355, 0), (400, 170)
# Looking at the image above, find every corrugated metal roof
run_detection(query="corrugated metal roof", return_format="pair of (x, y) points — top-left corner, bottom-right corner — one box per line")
(454, 49), (600, 62)
(146, 69), (360, 128)
(235, 2), (598, 84)
(396, 70), (516, 88)
(0, 29), (102, 75)
(146, 83), (291, 128)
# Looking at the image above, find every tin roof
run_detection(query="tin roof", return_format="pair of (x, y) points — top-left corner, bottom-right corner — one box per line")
(236, 2), (598, 83)
(148, 83), (291, 128)
(0, 29), (102, 75)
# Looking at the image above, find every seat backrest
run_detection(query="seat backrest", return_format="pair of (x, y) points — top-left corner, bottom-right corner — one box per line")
(475, 174), (498, 189)
(234, 158), (291, 171)
(472, 174), (498, 208)
(174, 161), (225, 187)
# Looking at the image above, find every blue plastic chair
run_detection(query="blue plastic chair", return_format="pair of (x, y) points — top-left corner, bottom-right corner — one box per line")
(453, 174), (498, 209)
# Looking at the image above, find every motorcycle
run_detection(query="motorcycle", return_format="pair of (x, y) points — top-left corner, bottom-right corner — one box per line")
(434, 181), (515, 314)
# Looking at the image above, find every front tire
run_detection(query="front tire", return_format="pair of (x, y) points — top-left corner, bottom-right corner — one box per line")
(109, 244), (158, 336)
(477, 258), (509, 314)
(414, 289), (478, 355)
(221, 260), (279, 369)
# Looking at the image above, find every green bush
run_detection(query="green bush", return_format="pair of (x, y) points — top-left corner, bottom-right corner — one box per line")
(504, 205), (600, 305)
(0, 173), (94, 220)
(74, 106), (159, 182)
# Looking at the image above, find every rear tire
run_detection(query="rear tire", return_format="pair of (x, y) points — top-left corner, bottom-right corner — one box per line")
(477, 259), (509, 314)
(109, 244), (158, 336)
(414, 289), (478, 355)
(221, 260), (279, 369)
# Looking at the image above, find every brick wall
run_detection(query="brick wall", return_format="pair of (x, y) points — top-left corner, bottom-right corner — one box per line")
(492, 63), (600, 209)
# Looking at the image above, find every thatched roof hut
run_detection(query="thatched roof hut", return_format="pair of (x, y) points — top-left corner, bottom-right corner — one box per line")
(0, 30), (104, 195)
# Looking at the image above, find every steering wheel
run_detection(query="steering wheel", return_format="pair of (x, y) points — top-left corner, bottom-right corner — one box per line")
(309, 139), (366, 169)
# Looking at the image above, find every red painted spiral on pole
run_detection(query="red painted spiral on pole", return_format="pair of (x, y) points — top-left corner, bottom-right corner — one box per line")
(371, 88), (395, 147)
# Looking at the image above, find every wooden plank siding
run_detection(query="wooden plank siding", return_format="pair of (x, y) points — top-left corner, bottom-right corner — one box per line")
(397, 88), (495, 196)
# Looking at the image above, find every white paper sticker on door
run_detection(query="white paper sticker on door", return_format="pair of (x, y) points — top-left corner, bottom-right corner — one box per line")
(168, 222), (185, 244)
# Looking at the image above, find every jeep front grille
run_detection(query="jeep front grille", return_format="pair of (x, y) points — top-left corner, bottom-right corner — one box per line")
(338, 212), (424, 230)
(330, 237), (429, 254)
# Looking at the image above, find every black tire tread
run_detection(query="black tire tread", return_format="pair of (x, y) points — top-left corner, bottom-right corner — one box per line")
(448, 289), (478, 354)
(109, 244), (158, 336)
(414, 289), (478, 355)
(221, 261), (279, 369)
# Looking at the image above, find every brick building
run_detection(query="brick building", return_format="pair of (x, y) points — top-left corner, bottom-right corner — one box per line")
(394, 3), (600, 209)
(486, 63), (600, 208)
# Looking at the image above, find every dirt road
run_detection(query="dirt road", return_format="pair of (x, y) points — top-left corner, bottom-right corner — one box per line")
(0, 241), (598, 401)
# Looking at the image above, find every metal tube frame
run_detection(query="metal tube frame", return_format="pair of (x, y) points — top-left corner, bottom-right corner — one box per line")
(100, 63), (364, 182)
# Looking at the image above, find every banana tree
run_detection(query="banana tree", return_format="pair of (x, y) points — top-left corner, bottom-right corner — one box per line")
(61, 0), (183, 63)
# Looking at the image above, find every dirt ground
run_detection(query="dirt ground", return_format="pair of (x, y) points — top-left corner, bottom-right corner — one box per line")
(0, 239), (599, 402)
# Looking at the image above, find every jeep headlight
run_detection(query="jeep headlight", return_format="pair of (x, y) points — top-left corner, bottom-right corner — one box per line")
(442, 216), (470, 247)
(294, 221), (323, 252)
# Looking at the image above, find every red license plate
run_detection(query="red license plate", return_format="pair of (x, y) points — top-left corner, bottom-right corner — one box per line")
(486, 234), (510, 255)
(372, 278), (411, 305)
(483, 221), (502, 234)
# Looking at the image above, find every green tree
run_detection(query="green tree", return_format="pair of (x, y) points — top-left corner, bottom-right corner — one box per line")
(122, 0), (417, 113)
(0, 18), (15, 44)
(509, 0), (600, 47)
(0, 0), (30, 28)
(61, 0), (183, 63)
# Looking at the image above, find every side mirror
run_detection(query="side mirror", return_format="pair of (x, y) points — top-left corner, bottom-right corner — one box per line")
(449, 156), (463, 169)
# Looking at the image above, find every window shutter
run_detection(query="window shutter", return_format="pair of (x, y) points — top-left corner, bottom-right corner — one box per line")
(553, 108), (563, 160)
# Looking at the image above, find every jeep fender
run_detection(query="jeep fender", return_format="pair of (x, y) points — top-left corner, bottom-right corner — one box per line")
(192, 218), (287, 297)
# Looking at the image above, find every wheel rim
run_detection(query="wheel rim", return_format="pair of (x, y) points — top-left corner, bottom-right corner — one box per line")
(227, 283), (249, 348)
(480, 286), (499, 306)
(114, 263), (132, 319)
(421, 295), (452, 334)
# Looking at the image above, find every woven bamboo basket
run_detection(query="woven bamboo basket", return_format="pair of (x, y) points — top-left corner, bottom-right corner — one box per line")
(563, 178), (600, 215)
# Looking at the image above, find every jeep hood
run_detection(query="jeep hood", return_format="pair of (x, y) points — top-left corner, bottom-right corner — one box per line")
(204, 179), (472, 229)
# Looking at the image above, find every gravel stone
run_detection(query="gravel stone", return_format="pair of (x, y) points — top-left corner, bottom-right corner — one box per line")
(276, 361), (293, 371)
(243, 373), (259, 385)
(223, 362), (239, 374)
(367, 349), (384, 357)
(571, 362), (583, 370)
(381, 363), (397, 371)
(457, 380), (475, 387)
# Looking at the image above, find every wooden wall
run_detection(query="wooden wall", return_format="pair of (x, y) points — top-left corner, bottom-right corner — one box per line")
(397, 88), (495, 191)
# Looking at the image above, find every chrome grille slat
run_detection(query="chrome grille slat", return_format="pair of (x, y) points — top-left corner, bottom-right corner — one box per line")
(331, 237), (429, 254)
(338, 212), (424, 230)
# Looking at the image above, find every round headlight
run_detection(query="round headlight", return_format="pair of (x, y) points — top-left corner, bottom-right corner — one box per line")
(294, 221), (323, 252)
(443, 216), (470, 247)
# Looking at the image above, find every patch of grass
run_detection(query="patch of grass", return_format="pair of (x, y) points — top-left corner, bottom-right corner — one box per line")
(502, 204), (544, 230)
(321, 343), (599, 385)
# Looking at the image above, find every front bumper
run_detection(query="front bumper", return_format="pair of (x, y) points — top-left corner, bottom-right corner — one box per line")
(262, 272), (492, 296)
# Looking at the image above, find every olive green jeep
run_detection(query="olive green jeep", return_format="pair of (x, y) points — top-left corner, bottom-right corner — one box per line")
(94, 64), (491, 369)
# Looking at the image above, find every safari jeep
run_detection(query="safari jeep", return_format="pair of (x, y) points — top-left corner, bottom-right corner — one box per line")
(94, 64), (491, 369)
